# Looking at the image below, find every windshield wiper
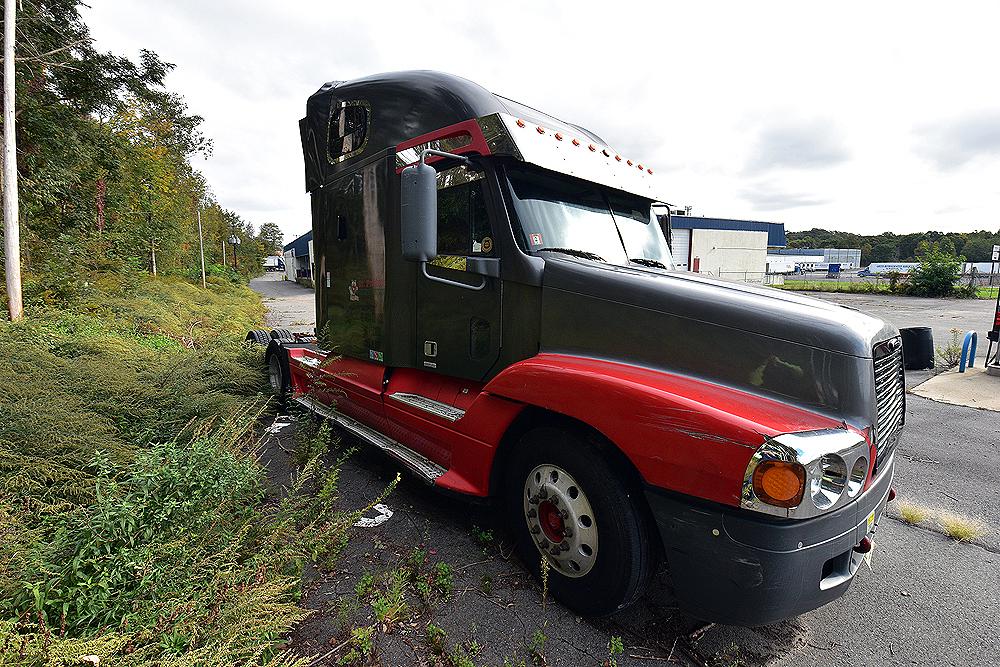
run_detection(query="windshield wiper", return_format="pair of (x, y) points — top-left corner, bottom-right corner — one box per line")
(536, 247), (605, 262)
(629, 257), (668, 269)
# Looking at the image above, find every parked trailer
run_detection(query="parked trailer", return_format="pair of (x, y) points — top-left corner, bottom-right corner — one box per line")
(262, 255), (285, 272)
(858, 262), (919, 276)
(250, 71), (902, 625)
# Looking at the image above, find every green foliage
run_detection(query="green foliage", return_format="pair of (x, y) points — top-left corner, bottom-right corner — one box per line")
(607, 635), (624, 667)
(787, 228), (1000, 264)
(0, 269), (387, 666)
(936, 328), (964, 368)
(0, 273), (265, 509)
(907, 242), (963, 297)
(338, 625), (377, 665)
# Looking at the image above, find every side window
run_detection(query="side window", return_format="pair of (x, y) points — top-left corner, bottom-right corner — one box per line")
(328, 101), (369, 163)
(437, 180), (493, 256)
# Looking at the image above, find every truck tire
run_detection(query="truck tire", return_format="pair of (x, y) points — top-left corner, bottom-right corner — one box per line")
(270, 328), (294, 341)
(246, 329), (270, 346)
(505, 427), (657, 616)
(267, 344), (290, 402)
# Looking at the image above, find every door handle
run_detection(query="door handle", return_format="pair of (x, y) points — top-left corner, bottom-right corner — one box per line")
(421, 262), (487, 291)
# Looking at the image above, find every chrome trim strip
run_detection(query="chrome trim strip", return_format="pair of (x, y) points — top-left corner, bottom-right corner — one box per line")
(294, 396), (446, 482)
(388, 392), (466, 422)
(741, 429), (871, 520)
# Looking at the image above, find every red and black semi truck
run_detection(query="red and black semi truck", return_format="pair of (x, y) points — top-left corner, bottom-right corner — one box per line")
(253, 71), (903, 625)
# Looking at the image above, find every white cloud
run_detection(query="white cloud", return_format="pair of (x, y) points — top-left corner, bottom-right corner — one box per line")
(83, 0), (1000, 238)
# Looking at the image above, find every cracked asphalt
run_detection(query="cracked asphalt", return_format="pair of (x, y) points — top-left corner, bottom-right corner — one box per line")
(251, 274), (1000, 666)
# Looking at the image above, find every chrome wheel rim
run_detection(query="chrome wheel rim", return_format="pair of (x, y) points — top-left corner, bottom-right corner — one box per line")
(523, 464), (598, 578)
(268, 355), (283, 393)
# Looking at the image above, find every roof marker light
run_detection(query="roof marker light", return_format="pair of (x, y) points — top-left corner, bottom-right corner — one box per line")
(536, 126), (545, 134)
(572, 138), (581, 146)
(637, 164), (644, 170)
(627, 160), (633, 166)
(647, 168), (653, 174)
(554, 132), (563, 141)
(516, 118), (526, 128)
(588, 144), (597, 152)
(615, 155), (622, 161)
(601, 148), (610, 157)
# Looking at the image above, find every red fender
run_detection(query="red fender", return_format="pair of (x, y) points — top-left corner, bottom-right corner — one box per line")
(484, 353), (851, 507)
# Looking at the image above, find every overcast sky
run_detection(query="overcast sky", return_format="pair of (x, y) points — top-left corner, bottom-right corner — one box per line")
(84, 1), (1000, 242)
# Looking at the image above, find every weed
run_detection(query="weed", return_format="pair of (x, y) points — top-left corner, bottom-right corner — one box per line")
(371, 568), (409, 627)
(434, 562), (455, 598)
(479, 574), (494, 596)
(898, 501), (929, 525)
(530, 628), (548, 666)
(426, 622), (447, 655)
(471, 524), (495, 553)
(938, 513), (986, 542)
(936, 328), (963, 368)
(338, 624), (377, 665)
(606, 635), (624, 667)
(355, 572), (377, 599)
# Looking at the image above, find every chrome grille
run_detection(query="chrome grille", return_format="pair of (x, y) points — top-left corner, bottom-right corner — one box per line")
(872, 338), (905, 474)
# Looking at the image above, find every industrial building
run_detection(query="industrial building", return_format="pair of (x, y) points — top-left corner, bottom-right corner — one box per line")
(668, 215), (787, 282)
(282, 230), (314, 285)
(772, 247), (862, 270)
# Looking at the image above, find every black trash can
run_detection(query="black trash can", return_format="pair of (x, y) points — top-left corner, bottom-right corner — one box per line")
(900, 326), (934, 370)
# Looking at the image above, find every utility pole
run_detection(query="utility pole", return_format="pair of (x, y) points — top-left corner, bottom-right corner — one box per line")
(222, 238), (226, 266)
(197, 206), (206, 288)
(2, 0), (23, 321)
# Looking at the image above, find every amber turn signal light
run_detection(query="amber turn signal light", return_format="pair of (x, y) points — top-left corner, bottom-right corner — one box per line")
(752, 460), (805, 508)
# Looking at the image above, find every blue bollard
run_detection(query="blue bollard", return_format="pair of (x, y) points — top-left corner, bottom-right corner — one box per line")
(959, 331), (978, 373)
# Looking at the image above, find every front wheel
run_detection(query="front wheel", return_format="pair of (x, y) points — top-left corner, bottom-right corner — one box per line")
(505, 427), (658, 616)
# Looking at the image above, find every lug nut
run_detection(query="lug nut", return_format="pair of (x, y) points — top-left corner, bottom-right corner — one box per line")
(539, 538), (550, 549)
(530, 525), (540, 534)
(549, 546), (561, 556)
(560, 510), (569, 520)
(559, 542), (570, 552)
(527, 508), (537, 518)
(538, 488), (549, 499)
(550, 496), (559, 506)
(563, 528), (573, 538)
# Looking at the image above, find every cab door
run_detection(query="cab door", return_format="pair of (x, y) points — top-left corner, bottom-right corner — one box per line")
(415, 167), (501, 381)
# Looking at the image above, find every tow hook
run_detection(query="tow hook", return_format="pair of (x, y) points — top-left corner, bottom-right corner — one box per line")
(854, 536), (873, 554)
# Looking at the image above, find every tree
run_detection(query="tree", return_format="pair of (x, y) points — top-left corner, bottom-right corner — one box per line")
(257, 222), (283, 255)
(907, 242), (962, 297)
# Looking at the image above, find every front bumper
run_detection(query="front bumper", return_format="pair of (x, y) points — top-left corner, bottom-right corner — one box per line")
(645, 457), (894, 626)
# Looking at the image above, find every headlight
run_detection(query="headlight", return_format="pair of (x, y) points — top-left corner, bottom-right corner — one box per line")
(742, 430), (870, 519)
(810, 454), (847, 509)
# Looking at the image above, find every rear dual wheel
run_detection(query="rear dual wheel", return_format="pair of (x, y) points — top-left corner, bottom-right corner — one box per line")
(505, 427), (657, 616)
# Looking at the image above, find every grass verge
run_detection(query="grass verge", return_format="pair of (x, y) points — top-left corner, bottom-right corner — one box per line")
(0, 271), (368, 666)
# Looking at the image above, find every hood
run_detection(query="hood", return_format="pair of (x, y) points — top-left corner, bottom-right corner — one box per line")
(541, 256), (895, 358)
(537, 256), (896, 424)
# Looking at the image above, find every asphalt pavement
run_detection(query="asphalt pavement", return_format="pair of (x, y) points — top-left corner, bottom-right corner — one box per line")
(252, 274), (1000, 666)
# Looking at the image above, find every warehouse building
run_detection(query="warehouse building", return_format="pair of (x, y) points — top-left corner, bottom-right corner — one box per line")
(283, 230), (314, 285)
(772, 247), (862, 270)
(668, 215), (787, 283)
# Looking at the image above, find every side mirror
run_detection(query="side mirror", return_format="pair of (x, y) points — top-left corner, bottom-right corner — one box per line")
(400, 161), (438, 262)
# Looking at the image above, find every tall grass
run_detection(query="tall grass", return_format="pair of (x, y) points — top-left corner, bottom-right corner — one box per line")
(0, 272), (359, 666)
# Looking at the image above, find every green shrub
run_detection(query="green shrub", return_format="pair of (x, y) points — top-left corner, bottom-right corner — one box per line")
(907, 242), (963, 297)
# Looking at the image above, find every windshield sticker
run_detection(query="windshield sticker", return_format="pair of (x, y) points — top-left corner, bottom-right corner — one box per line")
(529, 233), (544, 246)
(481, 237), (493, 253)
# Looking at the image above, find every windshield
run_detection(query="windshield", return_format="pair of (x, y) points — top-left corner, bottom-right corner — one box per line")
(506, 167), (672, 269)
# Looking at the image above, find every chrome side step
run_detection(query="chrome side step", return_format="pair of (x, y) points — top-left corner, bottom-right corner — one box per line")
(294, 395), (446, 483)
(388, 392), (466, 422)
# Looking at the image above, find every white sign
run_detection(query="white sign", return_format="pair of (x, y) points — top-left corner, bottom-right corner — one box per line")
(994, 246), (1000, 261)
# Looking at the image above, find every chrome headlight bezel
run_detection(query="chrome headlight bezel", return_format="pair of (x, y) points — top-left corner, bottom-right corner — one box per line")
(741, 429), (871, 519)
